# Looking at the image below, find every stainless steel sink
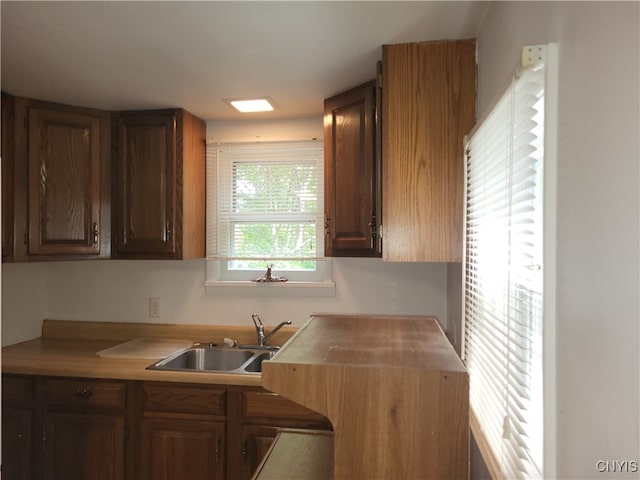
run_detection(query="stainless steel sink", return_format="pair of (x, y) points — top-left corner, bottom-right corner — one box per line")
(146, 346), (276, 374)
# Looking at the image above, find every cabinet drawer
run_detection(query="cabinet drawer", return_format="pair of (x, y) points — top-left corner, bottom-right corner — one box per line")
(42, 378), (126, 410)
(243, 391), (327, 422)
(141, 383), (226, 416)
(2, 376), (33, 406)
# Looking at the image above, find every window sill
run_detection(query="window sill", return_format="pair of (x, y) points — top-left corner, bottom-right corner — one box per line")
(205, 280), (336, 297)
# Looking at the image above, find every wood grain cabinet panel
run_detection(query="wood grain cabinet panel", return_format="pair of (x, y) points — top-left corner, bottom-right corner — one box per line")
(241, 425), (279, 480)
(2, 375), (34, 480)
(113, 109), (205, 259)
(2, 92), (15, 262)
(42, 378), (127, 410)
(41, 378), (128, 480)
(27, 107), (102, 255)
(242, 390), (327, 422)
(324, 80), (381, 257)
(382, 39), (476, 262)
(11, 96), (111, 261)
(140, 418), (225, 480)
(141, 382), (226, 416)
(43, 411), (125, 480)
(138, 382), (226, 480)
(235, 389), (331, 480)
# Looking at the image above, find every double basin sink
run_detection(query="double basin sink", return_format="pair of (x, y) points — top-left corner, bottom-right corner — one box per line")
(147, 345), (277, 375)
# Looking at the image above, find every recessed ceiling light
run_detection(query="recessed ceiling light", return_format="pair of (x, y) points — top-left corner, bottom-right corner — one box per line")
(224, 97), (276, 113)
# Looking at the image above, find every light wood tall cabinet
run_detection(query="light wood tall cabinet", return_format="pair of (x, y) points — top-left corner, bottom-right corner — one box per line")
(382, 39), (476, 262)
(112, 108), (205, 259)
(259, 314), (469, 480)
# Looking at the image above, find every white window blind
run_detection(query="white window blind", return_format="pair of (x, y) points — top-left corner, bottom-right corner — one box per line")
(463, 58), (545, 479)
(206, 140), (324, 273)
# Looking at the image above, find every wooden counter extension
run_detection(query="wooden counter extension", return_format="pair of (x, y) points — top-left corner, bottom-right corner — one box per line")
(260, 314), (469, 480)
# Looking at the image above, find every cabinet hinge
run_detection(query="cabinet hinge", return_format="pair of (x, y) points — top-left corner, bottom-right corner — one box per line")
(216, 437), (222, 464)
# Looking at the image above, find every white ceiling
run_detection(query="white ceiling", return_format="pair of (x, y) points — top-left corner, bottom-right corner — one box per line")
(1, 1), (487, 121)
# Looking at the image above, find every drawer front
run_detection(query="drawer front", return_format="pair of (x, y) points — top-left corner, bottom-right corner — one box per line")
(142, 383), (226, 416)
(43, 378), (126, 410)
(2, 376), (34, 406)
(243, 391), (327, 422)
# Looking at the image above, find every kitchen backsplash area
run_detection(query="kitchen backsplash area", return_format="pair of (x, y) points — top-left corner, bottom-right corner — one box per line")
(2, 257), (449, 347)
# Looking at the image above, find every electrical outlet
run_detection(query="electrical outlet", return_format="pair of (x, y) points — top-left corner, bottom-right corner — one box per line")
(149, 297), (160, 318)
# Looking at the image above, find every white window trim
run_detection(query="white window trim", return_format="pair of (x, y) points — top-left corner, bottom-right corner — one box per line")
(204, 258), (335, 289)
(205, 139), (335, 291)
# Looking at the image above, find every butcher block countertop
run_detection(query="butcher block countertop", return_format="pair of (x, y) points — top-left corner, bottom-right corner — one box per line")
(2, 319), (297, 386)
(260, 314), (469, 480)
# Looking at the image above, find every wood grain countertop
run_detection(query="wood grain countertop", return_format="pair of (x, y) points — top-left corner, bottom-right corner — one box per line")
(2, 319), (298, 387)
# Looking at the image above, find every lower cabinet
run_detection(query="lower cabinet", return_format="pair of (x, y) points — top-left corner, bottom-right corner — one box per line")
(140, 418), (225, 480)
(1, 375), (330, 480)
(1, 375), (128, 480)
(2, 375), (34, 480)
(235, 389), (331, 480)
(43, 411), (125, 480)
(41, 377), (128, 480)
(241, 425), (280, 480)
(137, 382), (227, 480)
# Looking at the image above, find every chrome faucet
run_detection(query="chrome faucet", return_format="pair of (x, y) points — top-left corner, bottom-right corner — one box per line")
(251, 314), (291, 348)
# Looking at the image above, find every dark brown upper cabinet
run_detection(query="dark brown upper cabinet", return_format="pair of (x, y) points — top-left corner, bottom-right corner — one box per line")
(324, 79), (381, 257)
(2, 93), (15, 262)
(10, 96), (111, 261)
(113, 109), (205, 260)
(381, 39), (476, 262)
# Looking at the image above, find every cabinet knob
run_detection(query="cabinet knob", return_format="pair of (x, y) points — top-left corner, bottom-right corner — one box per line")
(74, 387), (93, 400)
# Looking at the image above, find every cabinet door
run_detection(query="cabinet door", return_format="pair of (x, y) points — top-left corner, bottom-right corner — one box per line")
(27, 106), (102, 255)
(2, 407), (33, 480)
(42, 411), (125, 480)
(2, 375), (34, 480)
(324, 80), (380, 257)
(2, 92), (15, 262)
(382, 40), (476, 262)
(115, 113), (177, 257)
(241, 425), (279, 480)
(140, 418), (225, 480)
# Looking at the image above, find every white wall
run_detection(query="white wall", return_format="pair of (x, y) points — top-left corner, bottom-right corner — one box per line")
(1, 258), (448, 347)
(476, 2), (639, 478)
(1, 263), (48, 345)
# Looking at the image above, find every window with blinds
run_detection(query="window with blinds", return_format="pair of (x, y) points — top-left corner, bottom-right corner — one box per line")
(206, 139), (325, 281)
(463, 53), (546, 479)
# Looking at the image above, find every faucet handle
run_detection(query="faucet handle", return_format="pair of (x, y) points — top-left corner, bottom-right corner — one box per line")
(251, 314), (263, 329)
